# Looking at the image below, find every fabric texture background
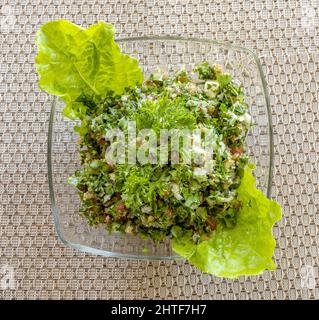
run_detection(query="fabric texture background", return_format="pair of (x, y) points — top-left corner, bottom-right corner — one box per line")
(0, 0), (318, 299)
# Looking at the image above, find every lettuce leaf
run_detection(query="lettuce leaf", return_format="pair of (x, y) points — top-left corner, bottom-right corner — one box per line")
(172, 164), (282, 278)
(35, 20), (143, 119)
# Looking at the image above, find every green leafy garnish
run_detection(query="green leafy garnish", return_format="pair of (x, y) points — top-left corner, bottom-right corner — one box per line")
(172, 164), (282, 278)
(35, 20), (143, 119)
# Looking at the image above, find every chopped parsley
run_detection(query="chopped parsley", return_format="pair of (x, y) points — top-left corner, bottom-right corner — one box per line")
(69, 63), (252, 242)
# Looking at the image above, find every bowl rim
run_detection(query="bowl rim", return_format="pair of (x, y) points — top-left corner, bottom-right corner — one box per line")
(47, 36), (273, 260)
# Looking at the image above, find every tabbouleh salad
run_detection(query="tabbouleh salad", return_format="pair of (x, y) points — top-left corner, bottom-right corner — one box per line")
(36, 20), (282, 278)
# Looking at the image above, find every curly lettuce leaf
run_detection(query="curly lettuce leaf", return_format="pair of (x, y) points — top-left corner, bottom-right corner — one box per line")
(35, 20), (143, 119)
(172, 164), (282, 278)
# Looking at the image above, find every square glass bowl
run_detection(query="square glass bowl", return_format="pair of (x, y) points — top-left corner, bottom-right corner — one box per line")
(48, 37), (273, 259)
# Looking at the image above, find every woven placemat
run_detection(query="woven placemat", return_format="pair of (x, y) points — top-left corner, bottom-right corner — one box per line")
(0, 0), (318, 299)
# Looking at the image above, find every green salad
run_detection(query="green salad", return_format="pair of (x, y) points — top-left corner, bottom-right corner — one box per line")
(36, 20), (282, 278)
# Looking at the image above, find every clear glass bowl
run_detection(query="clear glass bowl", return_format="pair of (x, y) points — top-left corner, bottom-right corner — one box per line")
(48, 37), (273, 259)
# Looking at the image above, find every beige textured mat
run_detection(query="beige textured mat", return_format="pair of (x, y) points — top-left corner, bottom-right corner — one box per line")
(0, 0), (318, 299)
